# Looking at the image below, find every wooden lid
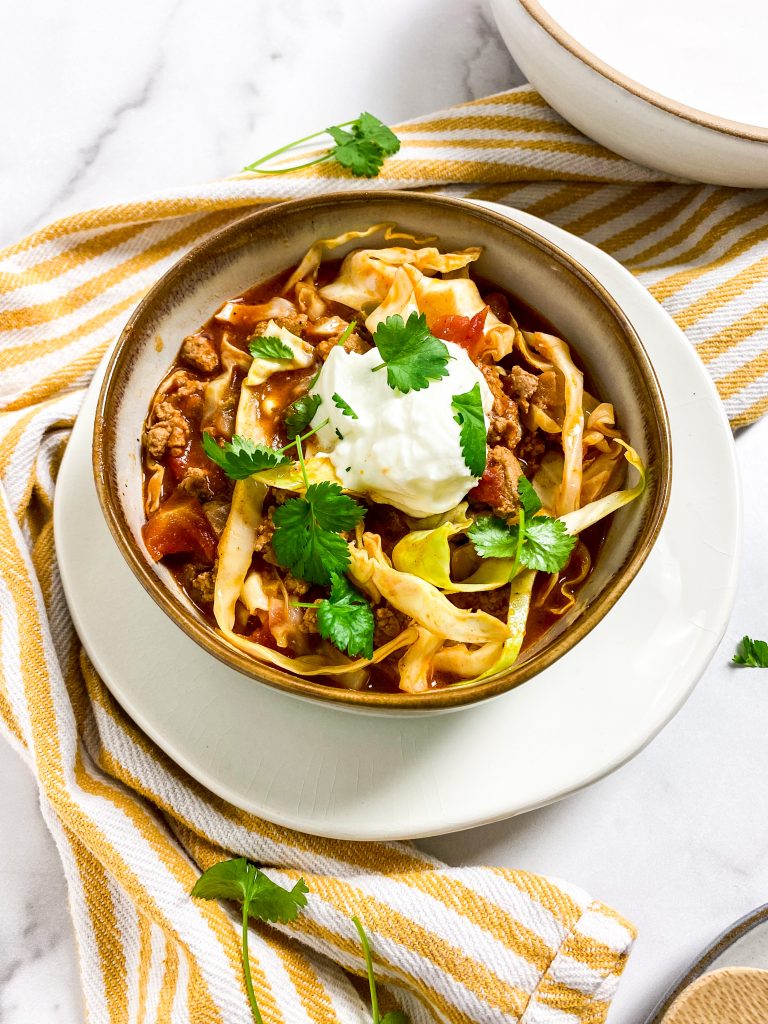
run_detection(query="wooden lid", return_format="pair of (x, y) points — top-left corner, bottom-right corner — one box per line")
(662, 967), (768, 1024)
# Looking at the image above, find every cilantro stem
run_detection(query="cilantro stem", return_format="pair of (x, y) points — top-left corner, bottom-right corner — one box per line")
(241, 899), (264, 1024)
(278, 418), (330, 457)
(245, 154), (333, 175)
(243, 120), (356, 173)
(337, 321), (356, 346)
(295, 433), (310, 491)
(512, 504), (525, 580)
(352, 916), (381, 1024)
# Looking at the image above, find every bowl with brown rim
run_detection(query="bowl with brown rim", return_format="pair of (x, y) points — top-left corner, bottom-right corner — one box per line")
(93, 190), (671, 712)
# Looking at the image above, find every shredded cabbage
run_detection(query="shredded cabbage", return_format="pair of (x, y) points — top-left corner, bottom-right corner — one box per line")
(397, 627), (444, 693)
(251, 456), (343, 491)
(219, 624), (419, 678)
(392, 513), (509, 593)
(560, 442), (646, 535)
(524, 332), (584, 515)
(349, 534), (510, 643)
(245, 320), (314, 386)
(212, 371), (268, 632)
(215, 297), (296, 327)
(453, 570), (537, 686)
(320, 245), (481, 311)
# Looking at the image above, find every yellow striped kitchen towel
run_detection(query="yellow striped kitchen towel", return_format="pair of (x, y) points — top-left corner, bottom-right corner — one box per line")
(3, 80), (765, 1023)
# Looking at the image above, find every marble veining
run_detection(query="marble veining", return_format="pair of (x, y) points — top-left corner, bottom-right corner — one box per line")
(2, 1), (767, 1022)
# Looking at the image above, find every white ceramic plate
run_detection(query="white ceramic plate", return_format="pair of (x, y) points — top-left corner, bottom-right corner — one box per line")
(491, 0), (768, 187)
(54, 201), (740, 841)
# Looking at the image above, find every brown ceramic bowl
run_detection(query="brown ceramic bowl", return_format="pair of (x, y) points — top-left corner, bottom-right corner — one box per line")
(93, 191), (671, 711)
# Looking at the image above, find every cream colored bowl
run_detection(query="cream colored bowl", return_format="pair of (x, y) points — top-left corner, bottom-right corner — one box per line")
(93, 190), (670, 710)
(492, 0), (768, 187)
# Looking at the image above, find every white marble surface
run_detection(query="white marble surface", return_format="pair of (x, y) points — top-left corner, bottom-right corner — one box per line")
(1, 1), (767, 1021)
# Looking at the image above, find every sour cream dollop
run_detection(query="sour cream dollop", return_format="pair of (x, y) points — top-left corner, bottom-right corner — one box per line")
(310, 341), (493, 518)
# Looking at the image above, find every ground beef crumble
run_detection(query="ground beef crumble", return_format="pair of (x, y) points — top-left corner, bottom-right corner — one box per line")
(180, 334), (219, 374)
(374, 605), (408, 647)
(481, 364), (523, 450)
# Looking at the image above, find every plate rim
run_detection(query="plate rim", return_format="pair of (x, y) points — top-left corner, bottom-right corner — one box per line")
(55, 201), (742, 839)
(516, 0), (768, 143)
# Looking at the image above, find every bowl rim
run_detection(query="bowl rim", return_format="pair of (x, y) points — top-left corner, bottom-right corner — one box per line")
(93, 189), (672, 710)
(515, 0), (768, 143)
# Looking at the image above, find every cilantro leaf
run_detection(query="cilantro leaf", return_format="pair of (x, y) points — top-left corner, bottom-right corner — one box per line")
(192, 858), (309, 1024)
(468, 514), (575, 573)
(191, 858), (308, 922)
(327, 113), (400, 178)
(372, 312), (451, 393)
(333, 392), (359, 419)
(284, 393), (322, 439)
(467, 515), (518, 559)
(272, 482), (365, 584)
(248, 335), (294, 360)
(520, 517), (577, 573)
(733, 635), (768, 668)
(355, 112), (401, 156)
(518, 475), (542, 517)
(451, 384), (487, 477)
(317, 574), (374, 659)
(203, 432), (289, 480)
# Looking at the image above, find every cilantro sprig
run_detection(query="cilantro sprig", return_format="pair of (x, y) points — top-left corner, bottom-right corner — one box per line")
(469, 475), (576, 576)
(733, 635), (768, 668)
(272, 435), (365, 584)
(203, 411), (330, 480)
(191, 862), (408, 1024)
(248, 335), (294, 360)
(243, 112), (400, 178)
(372, 312), (451, 393)
(315, 573), (374, 658)
(191, 859), (308, 1024)
(451, 383), (487, 477)
(202, 432), (290, 480)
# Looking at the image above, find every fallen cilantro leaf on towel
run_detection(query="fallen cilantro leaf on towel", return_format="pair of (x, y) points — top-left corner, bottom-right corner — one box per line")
(316, 573), (374, 659)
(733, 635), (768, 667)
(451, 383), (487, 477)
(372, 312), (451, 393)
(352, 916), (409, 1024)
(284, 393), (322, 439)
(327, 113), (400, 177)
(202, 432), (290, 480)
(243, 112), (400, 178)
(332, 392), (359, 419)
(469, 476), (576, 575)
(248, 335), (294, 360)
(272, 481), (366, 585)
(192, 858), (308, 1024)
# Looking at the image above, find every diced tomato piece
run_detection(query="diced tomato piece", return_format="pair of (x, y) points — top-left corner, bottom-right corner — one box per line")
(167, 436), (227, 493)
(431, 306), (489, 360)
(468, 462), (505, 508)
(142, 491), (218, 563)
